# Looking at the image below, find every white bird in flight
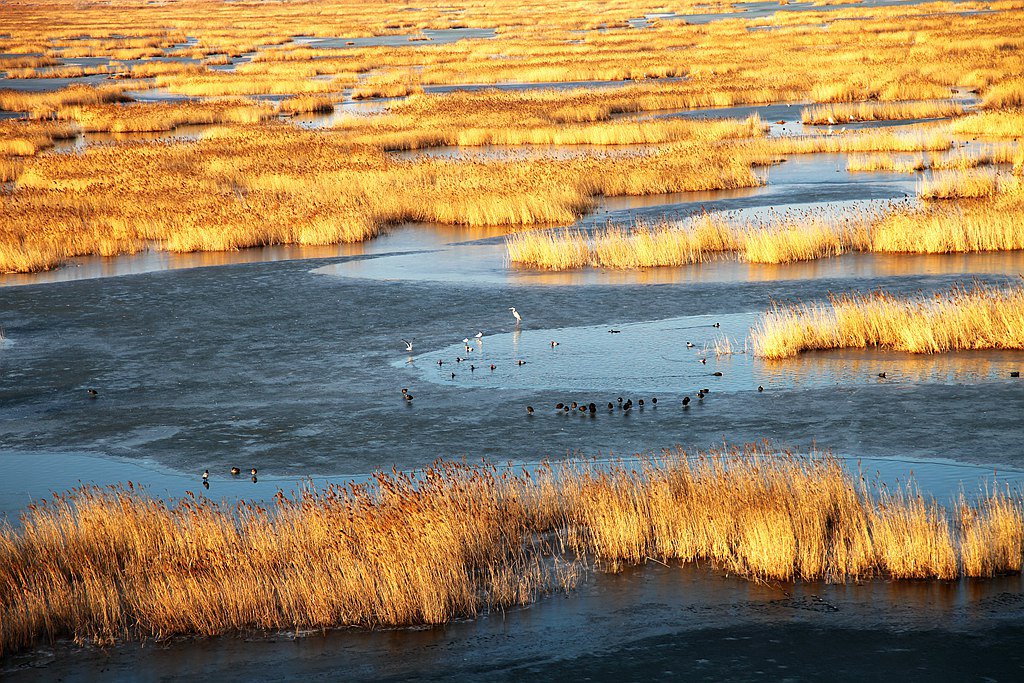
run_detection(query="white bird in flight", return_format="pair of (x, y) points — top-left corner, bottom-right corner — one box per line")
(474, 332), (483, 339)
(402, 339), (414, 352)
(509, 307), (522, 325)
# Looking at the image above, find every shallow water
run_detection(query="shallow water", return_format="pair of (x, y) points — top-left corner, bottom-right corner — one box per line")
(293, 27), (497, 50)
(4, 561), (1024, 681)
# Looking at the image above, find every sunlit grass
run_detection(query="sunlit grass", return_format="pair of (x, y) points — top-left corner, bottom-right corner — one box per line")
(2, 444), (1021, 656)
(801, 100), (964, 125)
(751, 282), (1024, 359)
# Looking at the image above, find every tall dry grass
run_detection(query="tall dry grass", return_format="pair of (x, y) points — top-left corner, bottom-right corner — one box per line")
(510, 165), (1024, 271)
(54, 101), (275, 133)
(846, 153), (926, 174)
(752, 282), (1024, 359)
(2, 444), (1021, 657)
(334, 89), (766, 149)
(0, 123), (760, 273)
(802, 100), (965, 125)
(507, 209), (876, 269)
(950, 109), (1024, 138)
(0, 84), (132, 115)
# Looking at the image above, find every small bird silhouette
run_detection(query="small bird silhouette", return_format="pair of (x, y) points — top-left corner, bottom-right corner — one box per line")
(682, 396), (691, 407)
(758, 385), (764, 392)
(556, 403), (564, 410)
(250, 468), (257, 476)
(526, 405), (534, 415)
(608, 329), (621, 334)
(686, 342), (695, 349)
(878, 372), (887, 378)
(230, 467), (241, 476)
(87, 388), (98, 398)
(202, 469), (209, 481)
(550, 341), (559, 347)
(402, 339), (414, 352)
(489, 364), (496, 371)
(712, 371), (723, 377)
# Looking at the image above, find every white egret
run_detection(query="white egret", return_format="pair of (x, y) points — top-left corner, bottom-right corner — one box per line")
(402, 339), (414, 352)
(509, 307), (522, 324)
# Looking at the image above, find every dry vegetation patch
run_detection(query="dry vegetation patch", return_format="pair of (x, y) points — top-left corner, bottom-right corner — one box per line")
(752, 282), (1024, 358)
(2, 444), (1021, 657)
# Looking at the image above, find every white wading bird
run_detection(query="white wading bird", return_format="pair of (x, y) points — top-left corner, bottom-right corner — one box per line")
(509, 307), (522, 325)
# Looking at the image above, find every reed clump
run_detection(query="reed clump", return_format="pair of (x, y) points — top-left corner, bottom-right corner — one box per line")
(2, 444), (1022, 657)
(0, 84), (132, 115)
(751, 282), (1024, 359)
(0, 120), (76, 156)
(950, 109), (1024, 138)
(277, 94), (336, 115)
(846, 153), (926, 173)
(507, 209), (876, 269)
(54, 101), (276, 133)
(801, 100), (965, 125)
(334, 89), (766, 149)
(918, 168), (1003, 200)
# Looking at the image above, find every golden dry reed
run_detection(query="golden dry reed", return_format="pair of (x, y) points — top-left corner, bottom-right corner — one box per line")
(2, 444), (1022, 657)
(507, 209), (877, 269)
(801, 100), (965, 125)
(509, 166), (1024, 270)
(0, 123), (760, 273)
(752, 282), (1024, 359)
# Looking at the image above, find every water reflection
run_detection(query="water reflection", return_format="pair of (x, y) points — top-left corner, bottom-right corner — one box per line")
(0, 242), (368, 288)
(402, 311), (1024, 394)
(760, 347), (1024, 387)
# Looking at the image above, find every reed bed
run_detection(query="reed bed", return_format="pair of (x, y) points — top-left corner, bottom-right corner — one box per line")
(918, 168), (1004, 200)
(277, 94), (336, 115)
(846, 153), (926, 173)
(0, 124), (759, 273)
(153, 72), (346, 97)
(510, 167), (1024, 270)
(950, 109), (1024, 138)
(507, 209), (876, 269)
(2, 444), (1022, 657)
(0, 120), (76, 156)
(801, 100), (965, 125)
(0, 84), (132, 115)
(334, 89), (766, 149)
(751, 282), (1024, 359)
(53, 101), (276, 133)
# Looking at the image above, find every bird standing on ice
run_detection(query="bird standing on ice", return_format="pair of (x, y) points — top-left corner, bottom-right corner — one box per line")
(509, 307), (522, 325)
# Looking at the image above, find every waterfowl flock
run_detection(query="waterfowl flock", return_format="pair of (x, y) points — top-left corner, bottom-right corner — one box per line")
(396, 311), (787, 421)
